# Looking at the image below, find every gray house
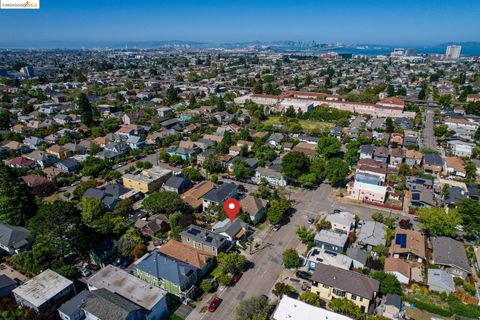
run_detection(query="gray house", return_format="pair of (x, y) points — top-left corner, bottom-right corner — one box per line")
(357, 221), (386, 250)
(431, 237), (471, 279)
(57, 290), (94, 320)
(0, 222), (34, 255)
(163, 175), (192, 194)
(314, 229), (348, 253)
(428, 269), (455, 293)
(202, 183), (238, 210)
(180, 225), (229, 256)
(0, 275), (17, 298)
(13, 269), (75, 314)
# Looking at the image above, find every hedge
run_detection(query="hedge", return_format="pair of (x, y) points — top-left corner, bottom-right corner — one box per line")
(403, 297), (453, 317)
(447, 296), (480, 319)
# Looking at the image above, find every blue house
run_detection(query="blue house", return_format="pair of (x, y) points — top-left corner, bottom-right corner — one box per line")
(167, 146), (197, 160)
(133, 240), (214, 301)
(55, 158), (79, 173)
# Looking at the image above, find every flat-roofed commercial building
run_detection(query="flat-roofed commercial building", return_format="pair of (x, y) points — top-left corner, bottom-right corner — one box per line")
(123, 166), (172, 193)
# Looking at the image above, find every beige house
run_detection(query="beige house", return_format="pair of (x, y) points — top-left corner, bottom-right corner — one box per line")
(347, 181), (387, 203)
(123, 166), (172, 193)
(311, 264), (379, 313)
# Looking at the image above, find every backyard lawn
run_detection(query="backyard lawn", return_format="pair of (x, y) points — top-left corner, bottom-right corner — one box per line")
(264, 116), (334, 133)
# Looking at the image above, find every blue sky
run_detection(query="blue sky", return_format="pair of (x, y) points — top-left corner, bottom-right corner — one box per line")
(0, 0), (479, 45)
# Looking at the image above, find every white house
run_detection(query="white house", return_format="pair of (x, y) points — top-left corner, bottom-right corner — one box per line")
(272, 295), (353, 320)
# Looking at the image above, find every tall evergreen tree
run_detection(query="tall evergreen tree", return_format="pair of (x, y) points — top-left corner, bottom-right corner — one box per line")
(78, 92), (93, 126)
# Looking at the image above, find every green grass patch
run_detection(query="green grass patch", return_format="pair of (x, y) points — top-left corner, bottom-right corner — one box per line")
(170, 315), (184, 320)
(264, 116), (334, 133)
(211, 266), (222, 278)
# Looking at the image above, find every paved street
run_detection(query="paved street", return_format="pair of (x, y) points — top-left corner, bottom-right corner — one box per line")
(186, 184), (402, 320)
(421, 109), (437, 149)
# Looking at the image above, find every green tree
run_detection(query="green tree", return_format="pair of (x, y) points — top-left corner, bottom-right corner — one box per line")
(217, 252), (247, 274)
(433, 124), (448, 137)
(182, 167), (203, 181)
(235, 296), (271, 320)
(216, 131), (234, 154)
(387, 84), (395, 97)
(78, 92), (93, 126)
(299, 291), (321, 307)
(0, 112), (11, 129)
(73, 180), (96, 197)
(457, 199), (480, 238)
(165, 85), (180, 105)
(317, 136), (341, 158)
(168, 211), (183, 240)
(113, 199), (134, 216)
(465, 160), (476, 179)
(281, 151), (310, 181)
(329, 298), (365, 320)
(232, 158), (253, 180)
(142, 191), (184, 214)
(282, 248), (299, 269)
(200, 279), (213, 293)
(385, 117), (394, 133)
(267, 198), (290, 225)
(296, 226), (315, 248)
(272, 282), (296, 297)
(80, 197), (105, 224)
(0, 165), (36, 225)
(438, 94), (452, 108)
(370, 271), (402, 295)
(203, 155), (223, 174)
(372, 212), (384, 223)
(417, 207), (462, 237)
(81, 156), (108, 177)
(117, 234), (136, 258)
(325, 158), (349, 185)
(298, 173), (318, 188)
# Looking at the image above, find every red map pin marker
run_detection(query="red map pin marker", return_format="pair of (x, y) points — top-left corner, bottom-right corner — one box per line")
(224, 198), (240, 223)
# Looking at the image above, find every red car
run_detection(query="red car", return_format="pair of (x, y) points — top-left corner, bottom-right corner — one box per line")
(208, 296), (222, 312)
(231, 272), (243, 284)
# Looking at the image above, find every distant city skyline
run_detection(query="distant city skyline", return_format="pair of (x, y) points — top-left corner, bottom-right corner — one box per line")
(0, 0), (479, 45)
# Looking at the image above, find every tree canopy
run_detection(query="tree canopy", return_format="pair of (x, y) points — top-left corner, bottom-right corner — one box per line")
(417, 207), (462, 237)
(281, 151), (310, 181)
(235, 296), (271, 320)
(142, 191), (184, 214)
(0, 165), (36, 225)
(317, 136), (341, 158)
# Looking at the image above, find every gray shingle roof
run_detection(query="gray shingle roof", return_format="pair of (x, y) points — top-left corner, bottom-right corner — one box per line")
(424, 153), (443, 166)
(357, 221), (386, 247)
(83, 288), (141, 320)
(311, 264), (379, 299)
(202, 183), (237, 203)
(0, 222), (33, 249)
(432, 237), (470, 273)
(58, 290), (94, 318)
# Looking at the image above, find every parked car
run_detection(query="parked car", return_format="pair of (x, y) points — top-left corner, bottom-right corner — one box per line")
(80, 268), (91, 277)
(231, 272), (243, 284)
(272, 224), (281, 232)
(307, 217), (314, 224)
(208, 296), (222, 312)
(295, 271), (311, 281)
